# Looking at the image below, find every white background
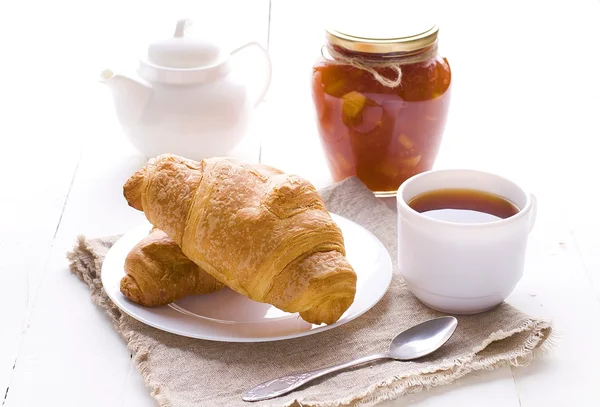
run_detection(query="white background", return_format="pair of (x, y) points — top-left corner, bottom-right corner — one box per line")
(1, 0), (599, 406)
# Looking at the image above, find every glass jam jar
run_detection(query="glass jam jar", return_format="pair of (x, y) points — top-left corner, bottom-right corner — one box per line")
(311, 23), (451, 196)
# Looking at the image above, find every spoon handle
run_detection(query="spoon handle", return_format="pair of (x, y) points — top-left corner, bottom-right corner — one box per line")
(242, 353), (390, 402)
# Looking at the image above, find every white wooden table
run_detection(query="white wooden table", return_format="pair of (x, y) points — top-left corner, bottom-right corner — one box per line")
(2, 0), (599, 406)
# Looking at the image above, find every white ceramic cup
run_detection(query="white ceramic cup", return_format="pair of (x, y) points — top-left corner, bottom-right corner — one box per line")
(396, 169), (537, 314)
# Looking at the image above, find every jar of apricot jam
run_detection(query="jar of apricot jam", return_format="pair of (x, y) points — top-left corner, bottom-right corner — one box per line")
(311, 23), (451, 196)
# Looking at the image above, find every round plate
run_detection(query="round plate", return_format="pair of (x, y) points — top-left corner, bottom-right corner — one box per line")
(101, 213), (392, 342)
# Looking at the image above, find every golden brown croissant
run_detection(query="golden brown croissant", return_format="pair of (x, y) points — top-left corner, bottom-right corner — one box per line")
(121, 228), (224, 306)
(123, 154), (357, 325)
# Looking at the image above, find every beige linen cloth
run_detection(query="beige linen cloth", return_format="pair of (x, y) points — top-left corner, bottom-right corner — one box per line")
(68, 177), (553, 407)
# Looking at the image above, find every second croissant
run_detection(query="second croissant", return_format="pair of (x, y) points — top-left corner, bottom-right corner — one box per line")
(121, 227), (224, 306)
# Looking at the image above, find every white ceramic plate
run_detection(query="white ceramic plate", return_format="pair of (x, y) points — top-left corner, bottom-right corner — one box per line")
(101, 213), (392, 342)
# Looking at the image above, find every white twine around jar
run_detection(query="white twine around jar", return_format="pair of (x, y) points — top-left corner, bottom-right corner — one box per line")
(322, 43), (438, 88)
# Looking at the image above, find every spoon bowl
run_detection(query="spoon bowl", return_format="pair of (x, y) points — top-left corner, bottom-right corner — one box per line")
(390, 316), (458, 360)
(243, 316), (458, 402)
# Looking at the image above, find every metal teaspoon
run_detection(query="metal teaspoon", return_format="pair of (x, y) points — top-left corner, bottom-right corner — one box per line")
(242, 316), (458, 402)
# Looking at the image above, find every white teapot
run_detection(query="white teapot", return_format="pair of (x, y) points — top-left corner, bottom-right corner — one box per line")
(100, 19), (271, 160)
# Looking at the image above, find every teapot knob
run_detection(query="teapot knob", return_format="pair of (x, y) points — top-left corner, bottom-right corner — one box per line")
(174, 19), (192, 37)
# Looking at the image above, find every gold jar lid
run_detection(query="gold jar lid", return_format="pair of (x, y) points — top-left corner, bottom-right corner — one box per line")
(325, 18), (439, 54)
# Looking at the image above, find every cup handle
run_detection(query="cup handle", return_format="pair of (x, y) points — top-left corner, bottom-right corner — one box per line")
(528, 193), (537, 233)
(231, 41), (272, 107)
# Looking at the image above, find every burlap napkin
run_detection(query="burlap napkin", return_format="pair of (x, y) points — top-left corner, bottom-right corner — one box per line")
(68, 177), (553, 407)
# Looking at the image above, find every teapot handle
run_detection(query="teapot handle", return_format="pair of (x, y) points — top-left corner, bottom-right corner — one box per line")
(231, 42), (272, 107)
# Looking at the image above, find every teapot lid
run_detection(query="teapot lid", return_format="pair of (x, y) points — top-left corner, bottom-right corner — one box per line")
(138, 19), (231, 84)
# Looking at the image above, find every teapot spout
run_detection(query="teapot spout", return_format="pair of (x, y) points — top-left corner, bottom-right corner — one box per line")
(100, 69), (152, 127)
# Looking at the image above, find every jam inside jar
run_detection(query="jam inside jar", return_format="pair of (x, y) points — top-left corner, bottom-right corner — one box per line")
(311, 31), (451, 196)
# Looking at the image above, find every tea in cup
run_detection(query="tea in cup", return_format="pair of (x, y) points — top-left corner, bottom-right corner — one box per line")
(396, 169), (537, 314)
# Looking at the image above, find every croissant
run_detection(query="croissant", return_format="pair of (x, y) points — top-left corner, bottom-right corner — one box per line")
(121, 228), (224, 306)
(123, 154), (357, 325)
